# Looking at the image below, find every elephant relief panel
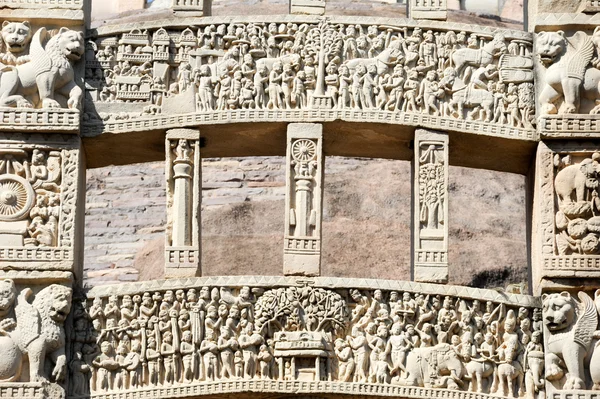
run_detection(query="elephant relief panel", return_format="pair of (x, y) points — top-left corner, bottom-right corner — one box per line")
(553, 151), (600, 256)
(71, 283), (543, 399)
(84, 20), (534, 135)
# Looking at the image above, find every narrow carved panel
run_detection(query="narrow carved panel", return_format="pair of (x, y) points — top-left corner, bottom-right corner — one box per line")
(284, 123), (323, 276)
(71, 278), (542, 399)
(165, 129), (201, 278)
(0, 134), (79, 274)
(536, 142), (600, 280)
(413, 129), (448, 283)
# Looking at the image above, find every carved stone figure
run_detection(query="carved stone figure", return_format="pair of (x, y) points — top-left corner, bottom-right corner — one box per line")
(400, 343), (465, 389)
(0, 27), (84, 109)
(542, 291), (597, 390)
(0, 21), (32, 66)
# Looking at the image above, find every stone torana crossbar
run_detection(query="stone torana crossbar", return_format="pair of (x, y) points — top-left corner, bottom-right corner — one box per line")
(0, 0), (599, 399)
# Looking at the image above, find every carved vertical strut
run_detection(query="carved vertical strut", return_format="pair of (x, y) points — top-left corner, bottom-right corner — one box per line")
(413, 129), (449, 283)
(408, 0), (447, 20)
(284, 123), (324, 276)
(165, 129), (202, 278)
(289, 0), (325, 15)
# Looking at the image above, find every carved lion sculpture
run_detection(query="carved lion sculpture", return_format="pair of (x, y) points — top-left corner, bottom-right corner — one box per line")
(543, 291), (597, 390)
(0, 27), (83, 109)
(538, 29), (600, 115)
(0, 284), (72, 383)
(1, 21), (32, 65)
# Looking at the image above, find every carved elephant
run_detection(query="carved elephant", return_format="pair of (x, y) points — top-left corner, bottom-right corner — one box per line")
(555, 160), (599, 204)
(399, 343), (465, 390)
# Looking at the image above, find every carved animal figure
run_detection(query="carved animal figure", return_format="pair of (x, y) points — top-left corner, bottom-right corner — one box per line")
(344, 42), (403, 76)
(0, 284), (72, 383)
(537, 30), (600, 115)
(0, 21), (32, 65)
(0, 27), (83, 109)
(399, 343), (465, 389)
(451, 34), (506, 80)
(255, 54), (302, 74)
(449, 85), (494, 122)
(543, 291), (597, 390)
(465, 359), (494, 393)
(555, 156), (600, 204)
(496, 344), (524, 398)
(0, 280), (19, 382)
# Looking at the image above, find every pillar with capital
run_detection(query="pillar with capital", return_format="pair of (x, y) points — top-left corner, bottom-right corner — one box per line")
(165, 128), (202, 278)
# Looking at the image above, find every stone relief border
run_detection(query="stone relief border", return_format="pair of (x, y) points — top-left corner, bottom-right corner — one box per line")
(82, 110), (538, 141)
(85, 276), (540, 307)
(0, 108), (79, 134)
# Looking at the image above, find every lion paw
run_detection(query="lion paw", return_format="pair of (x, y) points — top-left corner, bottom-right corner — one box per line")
(41, 98), (61, 109)
(564, 375), (586, 390)
(541, 103), (558, 115)
(16, 99), (32, 108)
(563, 104), (578, 114)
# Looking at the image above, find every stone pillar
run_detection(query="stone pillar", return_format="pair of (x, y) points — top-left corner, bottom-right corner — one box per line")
(289, 0), (325, 15)
(408, 0), (447, 20)
(413, 129), (449, 283)
(165, 128), (201, 278)
(284, 123), (324, 276)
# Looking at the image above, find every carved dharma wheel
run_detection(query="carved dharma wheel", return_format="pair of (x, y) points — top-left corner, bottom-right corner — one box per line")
(0, 175), (35, 222)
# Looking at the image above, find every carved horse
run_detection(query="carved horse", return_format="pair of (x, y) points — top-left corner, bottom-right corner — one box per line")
(451, 34), (506, 81)
(449, 85), (494, 122)
(344, 41), (403, 76)
(465, 358), (494, 393)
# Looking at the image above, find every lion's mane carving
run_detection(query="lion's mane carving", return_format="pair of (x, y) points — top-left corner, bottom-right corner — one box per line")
(0, 284), (72, 383)
(0, 27), (83, 109)
(538, 29), (600, 115)
(543, 291), (597, 390)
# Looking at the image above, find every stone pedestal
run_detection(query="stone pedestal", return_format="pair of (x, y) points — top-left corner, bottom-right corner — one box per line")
(284, 123), (324, 276)
(413, 129), (448, 283)
(165, 128), (202, 278)
(408, 0), (447, 20)
(172, 0), (212, 14)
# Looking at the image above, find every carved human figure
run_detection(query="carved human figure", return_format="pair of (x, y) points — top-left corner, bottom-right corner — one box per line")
(218, 325), (238, 379)
(257, 344), (273, 379)
(200, 329), (219, 381)
(348, 326), (369, 382)
(335, 338), (355, 382)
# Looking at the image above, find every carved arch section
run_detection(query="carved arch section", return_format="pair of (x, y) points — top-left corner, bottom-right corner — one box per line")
(82, 16), (535, 144)
(71, 276), (542, 399)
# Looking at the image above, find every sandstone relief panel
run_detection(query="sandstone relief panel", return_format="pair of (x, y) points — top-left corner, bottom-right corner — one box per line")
(541, 290), (600, 395)
(0, 134), (79, 270)
(0, 279), (72, 397)
(71, 278), (542, 399)
(83, 19), (534, 139)
(0, 21), (83, 132)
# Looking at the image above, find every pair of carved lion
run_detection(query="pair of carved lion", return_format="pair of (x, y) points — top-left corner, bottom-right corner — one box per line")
(0, 22), (83, 110)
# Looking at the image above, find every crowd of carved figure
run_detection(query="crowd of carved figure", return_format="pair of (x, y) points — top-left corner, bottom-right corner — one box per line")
(553, 151), (600, 255)
(86, 22), (535, 128)
(70, 286), (543, 398)
(0, 148), (62, 247)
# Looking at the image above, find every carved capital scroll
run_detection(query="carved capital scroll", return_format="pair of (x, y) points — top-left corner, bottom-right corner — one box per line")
(284, 123), (323, 276)
(165, 128), (201, 278)
(413, 129), (449, 283)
